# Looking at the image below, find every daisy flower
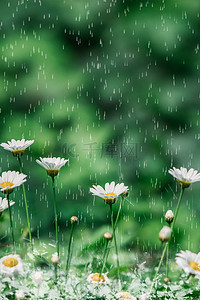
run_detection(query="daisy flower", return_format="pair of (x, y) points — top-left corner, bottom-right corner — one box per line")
(36, 157), (69, 177)
(168, 167), (200, 188)
(0, 138), (34, 157)
(0, 171), (27, 194)
(87, 272), (110, 284)
(115, 292), (136, 300)
(0, 254), (23, 277)
(0, 197), (15, 215)
(176, 250), (200, 276)
(90, 182), (129, 204)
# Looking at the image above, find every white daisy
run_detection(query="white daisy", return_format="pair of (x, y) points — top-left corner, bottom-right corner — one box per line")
(176, 250), (200, 276)
(0, 197), (15, 215)
(0, 138), (34, 157)
(168, 167), (200, 188)
(115, 292), (136, 300)
(0, 254), (24, 277)
(87, 272), (110, 284)
(0, 171), (27, 194)
(36, 157), (69, 177)
(90, 182), (129, 204)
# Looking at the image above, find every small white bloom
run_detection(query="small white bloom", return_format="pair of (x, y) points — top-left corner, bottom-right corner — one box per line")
(115, 291), (136, 300)
(168, 167), (200, 188)
(139, 293), (150, 300)
(15, 289), (26, 300)
(0, 171), (27, 194)
(90, 182), (128, 204)
(176, 250), (200, 276)
(33, 271), (44, 286)
(87, 272), (110, 284)
(165, 210), (174, 224)
(0, 197), (15, 214)
(0, 138), (34, 157)
(36, 157), (69, 177)
(0, 254), (23, 277)
(158, 226), (171, 242)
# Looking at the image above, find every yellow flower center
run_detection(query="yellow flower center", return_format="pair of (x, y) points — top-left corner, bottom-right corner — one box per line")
(105, 192), (117, 197)
(189, 261), (200, 271)
(1, 182), (14, 189)
(3, 257), (18, 268)
(91, 273), (105, 282)
(11, 149), (25, 157)
(117, 292), (132, 299)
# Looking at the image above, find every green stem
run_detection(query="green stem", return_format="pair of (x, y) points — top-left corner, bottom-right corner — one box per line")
(7, 194), (15, 252)
(54, 264), (58, 284)
(17, 156), (33, 251)
(150, 242), (169, 291)
(171, 187), (184, 232)
(110, 204), (120, 282)
(66, 223), (75, 280)
(150, 187), (185, 293)
(52, 176), (59, 256)
(114, 196), (123, 230)
(105, 197), (123, 262)
(165, 243), (169, 277)
(98, 240), (109, 285)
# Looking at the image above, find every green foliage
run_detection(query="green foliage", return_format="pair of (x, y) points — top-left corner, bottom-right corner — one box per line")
(0, 0), (200, 280)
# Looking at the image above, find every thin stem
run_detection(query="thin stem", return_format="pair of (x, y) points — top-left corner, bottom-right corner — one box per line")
(110, 204), (120, 282)
(171, 187), (184, 232)
(150, 242), (168, 291)
(105, 197), (123, 262)
(17, 156), (33, 251)
(54, 264), (58, 284)
(150, 187), (185, 293)
(98, 240), (109, 285)
(165, 243), (169, 277)
(7, 194), (15, 252)
(114, 196), (123, 230)
(52, 176), (59, 256)
(66, 223), (75, 281)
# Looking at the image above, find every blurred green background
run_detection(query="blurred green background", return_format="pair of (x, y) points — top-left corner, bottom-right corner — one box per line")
(0, 0), (200, 257)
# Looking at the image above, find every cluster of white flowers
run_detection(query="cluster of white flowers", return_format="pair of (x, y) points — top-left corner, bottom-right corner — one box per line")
(0, 138), (200, 297)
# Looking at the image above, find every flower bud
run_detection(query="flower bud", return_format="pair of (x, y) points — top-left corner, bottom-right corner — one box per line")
(33, 271), (44, 286)
(165, 210), (174, 224)
(158, 226), (171, 242)
(70, 216), (79, 224)
(51, 253), (59, 265)
(104, 232), (113, 241)
(163, 277), (171, 283)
